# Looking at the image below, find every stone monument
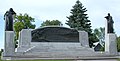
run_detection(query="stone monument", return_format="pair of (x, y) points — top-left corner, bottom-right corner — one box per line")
(2, 8), (16, 59)
(1, 11), (119, 60)
(17, 26), (92, 54)
(2, 26), (97, 60)
(105, 13), (117, 55)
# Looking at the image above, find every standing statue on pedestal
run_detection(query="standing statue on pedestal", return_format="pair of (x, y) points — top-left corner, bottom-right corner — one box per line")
(4, 8), (16, 31)
(105, 13), (114, 33)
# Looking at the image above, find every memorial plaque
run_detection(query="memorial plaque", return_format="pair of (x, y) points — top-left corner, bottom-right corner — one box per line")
(31, 27), (79, 42)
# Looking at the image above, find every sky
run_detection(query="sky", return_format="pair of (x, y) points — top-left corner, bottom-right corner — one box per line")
(0, 0), (120, 49)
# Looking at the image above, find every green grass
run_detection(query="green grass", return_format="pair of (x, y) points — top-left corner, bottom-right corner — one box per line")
(118, 59), (120, 61)
(0, 59), (71, 61)
(0, 56), (71, 61)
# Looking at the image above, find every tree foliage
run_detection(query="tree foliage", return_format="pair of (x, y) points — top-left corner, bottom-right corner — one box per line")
(93, 27), (105, 51)
(14, 13), (36, 29)
(94, 27), (105, 44)
(41, 20), (62, 27)
(14, 13), (36, 47)
(66, 0), (91, 33)
(117, 36), (120, 52)
(0, 49), (3, 56)
(66, 0), (98, 47)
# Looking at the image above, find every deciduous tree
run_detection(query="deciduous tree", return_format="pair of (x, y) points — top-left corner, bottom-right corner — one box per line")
(14, 13), (36, 47)
(41, 20), (62, 27)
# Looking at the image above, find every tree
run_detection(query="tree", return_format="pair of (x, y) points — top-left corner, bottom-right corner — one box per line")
(14, 13), (36, 47)
(41, 20), (62, 27)
(93, 27), (105, 51)
(94, 27), (105, 45)
(0, 49), (3, 56)
(66, 0), (98, 47)
(117, 36), (120, 52)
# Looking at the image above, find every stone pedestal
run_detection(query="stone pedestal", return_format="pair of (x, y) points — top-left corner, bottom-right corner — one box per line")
(17, 29), (31, 52)
(78, 31), (89, 47)
(3, 31), (15, 56)
(105, 34), (117, 55)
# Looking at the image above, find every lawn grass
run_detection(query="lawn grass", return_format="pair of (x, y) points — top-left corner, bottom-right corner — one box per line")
(0, 56), (71, 61)
(0, 59), (71, 61)
(118, 59), (120, 61)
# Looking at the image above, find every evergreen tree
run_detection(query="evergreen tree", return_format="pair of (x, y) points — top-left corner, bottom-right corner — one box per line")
(66, 0), (98, 47)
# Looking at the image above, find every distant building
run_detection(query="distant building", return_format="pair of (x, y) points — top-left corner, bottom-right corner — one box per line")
(93, 42), (104, 51)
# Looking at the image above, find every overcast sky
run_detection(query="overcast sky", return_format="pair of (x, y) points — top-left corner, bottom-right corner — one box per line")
(0, 0), (120, 49)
